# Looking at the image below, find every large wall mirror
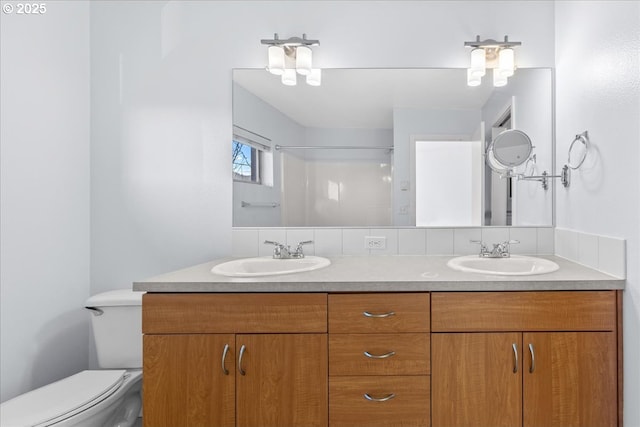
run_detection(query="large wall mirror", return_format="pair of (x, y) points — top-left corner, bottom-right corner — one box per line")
(232, 68), (553, 228)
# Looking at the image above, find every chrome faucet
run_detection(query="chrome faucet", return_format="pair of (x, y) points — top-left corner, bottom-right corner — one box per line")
(264, 240), (313, 259)
(470, 240), (520, 258)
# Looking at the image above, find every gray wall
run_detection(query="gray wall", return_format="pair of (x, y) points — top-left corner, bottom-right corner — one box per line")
(1, 2), (91, 401)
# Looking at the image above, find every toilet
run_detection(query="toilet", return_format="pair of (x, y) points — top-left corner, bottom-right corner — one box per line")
(1, 289), (144, 427)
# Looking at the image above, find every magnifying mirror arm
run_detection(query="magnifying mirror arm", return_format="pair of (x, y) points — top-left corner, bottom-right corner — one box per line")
(519, 166), (570, 190)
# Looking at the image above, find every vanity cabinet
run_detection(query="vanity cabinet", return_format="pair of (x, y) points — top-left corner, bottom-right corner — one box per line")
(328, 293), (431, 427)
(142, 293), (328, 427)
(139, 289), (621, 427)
(431, 291), (618, 427)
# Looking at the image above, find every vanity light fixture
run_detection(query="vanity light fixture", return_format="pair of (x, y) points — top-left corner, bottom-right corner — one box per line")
(261, 33), (321, 86)
(464, 35), (521, 87)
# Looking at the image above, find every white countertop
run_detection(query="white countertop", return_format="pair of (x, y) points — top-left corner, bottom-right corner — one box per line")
(133, 255), (624, 293)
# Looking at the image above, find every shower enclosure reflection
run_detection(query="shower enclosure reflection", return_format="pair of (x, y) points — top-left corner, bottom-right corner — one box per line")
(232, 68), (553, 228)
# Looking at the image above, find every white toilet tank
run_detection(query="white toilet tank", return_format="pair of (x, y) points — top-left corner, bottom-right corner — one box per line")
(85, 289), (144, 369)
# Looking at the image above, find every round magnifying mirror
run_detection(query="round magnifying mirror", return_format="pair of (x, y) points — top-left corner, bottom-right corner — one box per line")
(491, 129), (533, 168)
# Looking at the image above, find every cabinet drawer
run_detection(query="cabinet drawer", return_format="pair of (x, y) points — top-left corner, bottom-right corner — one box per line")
(329, 375), (430, 427)
(432, 291), (616, 332)
(329, 293), (430, 333)
(143, 293), (327, 333)
(329, 333), (429, 376)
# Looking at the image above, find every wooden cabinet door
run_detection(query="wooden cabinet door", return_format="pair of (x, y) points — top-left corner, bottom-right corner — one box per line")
(236, 334), (328, 427)
(432, 333), (522, 427)
(523, 332), (617, 427)
(143, 334), (235, 427)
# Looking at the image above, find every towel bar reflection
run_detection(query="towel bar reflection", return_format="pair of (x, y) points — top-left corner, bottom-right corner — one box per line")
(241, 201), (280, 208)
(275, 145), (393, 151)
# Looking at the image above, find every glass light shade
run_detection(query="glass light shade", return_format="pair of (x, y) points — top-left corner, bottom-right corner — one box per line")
(469, 48), (486, 77)
(498, 48), (515, 77)
(295, 46), (313, 76)
(493, 68), (508, 87)
(467, 68), (482, 87)
(306, 69), (322, 86)
(281, 68), (297, 86)
(268, 46), (285, 75)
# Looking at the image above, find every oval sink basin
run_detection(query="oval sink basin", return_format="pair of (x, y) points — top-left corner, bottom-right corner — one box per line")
(447, 255), (559, 276)
(211, 256), (331, 277)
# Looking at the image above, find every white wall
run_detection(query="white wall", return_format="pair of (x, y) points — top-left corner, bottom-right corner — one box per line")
(554, 2), (640, 425)
(0, 2), (91, 401)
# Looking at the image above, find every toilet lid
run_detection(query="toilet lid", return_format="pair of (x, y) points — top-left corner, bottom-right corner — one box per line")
(0, 370), (126, 427)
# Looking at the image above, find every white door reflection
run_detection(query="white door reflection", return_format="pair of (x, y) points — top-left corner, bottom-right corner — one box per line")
(414, 140), (482, 226)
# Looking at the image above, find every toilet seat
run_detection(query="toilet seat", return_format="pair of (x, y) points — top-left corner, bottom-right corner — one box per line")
(0, 370), (126, 427)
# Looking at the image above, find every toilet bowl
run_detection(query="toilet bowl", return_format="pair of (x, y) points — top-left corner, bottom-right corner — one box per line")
(1, 289), (144, 427)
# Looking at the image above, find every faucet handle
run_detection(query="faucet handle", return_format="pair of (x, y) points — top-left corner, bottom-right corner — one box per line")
(294, 240), (313, 257)
(264, 240), (285, 247)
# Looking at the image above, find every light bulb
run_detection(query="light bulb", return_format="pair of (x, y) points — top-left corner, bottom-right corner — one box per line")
(493, 68), (508, 87)
(268, 46), (285, 75)
(498, 47), (515, 77)
(470, 48), (486, 77)
(281, 68), (297, 86)
(306, 69), (322, 86)
(467, 68), (482, 86)
(295, 46), (312, 76)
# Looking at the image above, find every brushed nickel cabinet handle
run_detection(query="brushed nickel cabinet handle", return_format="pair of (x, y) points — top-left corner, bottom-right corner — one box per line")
(238, 344), (246, 376)
(364, 350), (396, 359)
(221, 344), (230, 375)
(512, 343), (518, 373)
(363, 311), (395, 318)
(529, 343), (535, 373)
(364, 393), (396, 402)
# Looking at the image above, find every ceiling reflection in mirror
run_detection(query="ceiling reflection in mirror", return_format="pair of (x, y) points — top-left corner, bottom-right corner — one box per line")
(232, 68), (553, 228)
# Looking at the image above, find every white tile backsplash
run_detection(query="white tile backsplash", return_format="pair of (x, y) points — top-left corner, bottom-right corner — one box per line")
(577, 232), (599, 269)
(314, 228), (343, 256)
(453, 228), (482, 255)
(554, 228), (626, 278)
(598, 236), (626, 278)
(509, 227), (537, 254)
(426, 229), (454, 255)
(342, 229), (369, 255)
(555, 228), (579, 260)
(232, 227), (625, 279)
(536, 227), (555, 254)
(398, 229), (426, 255)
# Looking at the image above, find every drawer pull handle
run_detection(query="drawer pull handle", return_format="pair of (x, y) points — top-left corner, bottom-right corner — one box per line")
(529, 343), (535, 373)
(512, 343), (518, 373)
(364, 350), (396, 359)
(238, 344), (246, 376)
(364, 393), (396, 402)
(222, 344), (230, 375)
(363, 311), (396, 318)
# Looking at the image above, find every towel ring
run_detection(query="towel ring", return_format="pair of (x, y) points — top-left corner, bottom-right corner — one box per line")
(567, 131), (589, 170)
